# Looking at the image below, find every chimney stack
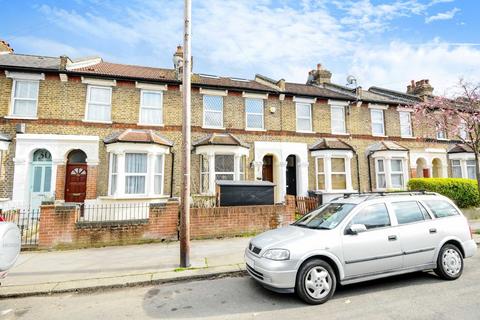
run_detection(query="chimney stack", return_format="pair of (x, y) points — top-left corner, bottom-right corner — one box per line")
(307, 63), (332, 85)
(59, 55), (69, 70)
(173, 45), (184, 80)
(407, 79), (434, 100)
(0, 40), (14, 54)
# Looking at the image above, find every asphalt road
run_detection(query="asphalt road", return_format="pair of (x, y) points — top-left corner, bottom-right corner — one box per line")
(1, 253), (479, 320)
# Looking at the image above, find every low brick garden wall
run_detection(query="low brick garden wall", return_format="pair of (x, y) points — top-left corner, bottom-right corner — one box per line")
(35, 196), (296, 249)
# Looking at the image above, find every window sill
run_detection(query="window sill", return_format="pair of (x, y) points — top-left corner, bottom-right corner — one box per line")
(331, 132), (350, 136)
(296, 130), (315, 134)
(99, 195), (170, 200)
(372, 134), (388, 138)
(82, 119), (113, 124)
(137, 123), (164, 127)
(436, 138), (449, 141)
(245, 128), (266, 132)
(202, 126), (225, 130)
(4, 115), (38, 120)
(401, 136), (415, 139)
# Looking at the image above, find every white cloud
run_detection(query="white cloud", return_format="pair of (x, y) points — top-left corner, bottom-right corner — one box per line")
(425, 7), (460, 23)
(15, 0), (479, 97)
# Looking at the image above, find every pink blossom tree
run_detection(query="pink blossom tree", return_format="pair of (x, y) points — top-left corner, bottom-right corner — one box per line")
(411, 80), (480, 190)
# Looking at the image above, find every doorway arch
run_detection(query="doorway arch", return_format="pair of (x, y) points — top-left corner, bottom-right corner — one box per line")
(65, 149), (88, 203)
(416, 157), (428, 178)
(432, 158), (442, 178)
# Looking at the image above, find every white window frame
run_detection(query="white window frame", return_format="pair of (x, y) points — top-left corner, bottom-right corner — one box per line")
(466, 160), (477, 179)
(436, 125), (447, 140)
(139, 89), (163, 126)
(203, 94), (224, 129)
(312, 150), (354, 192)
(154, 154), (164, 194)
(245, 98), (264, 130)
(399, 111), (413, 138)
(214, 153), (236, 181)
(84, 85), (112, 123)
(374, 156), (408, 191)
(200, 155), (210, 194)
(458, 120), (468, 140)
(296, 102), (313, 132)
(124, 152), (148, 195)
(331, 105), (346, 134)
(109, 153), (118, 195)
(451, 159), (462, 178)
(10, 79), (40, 118)
(370, 109), (385, 136)
(330, 157), (348, 190)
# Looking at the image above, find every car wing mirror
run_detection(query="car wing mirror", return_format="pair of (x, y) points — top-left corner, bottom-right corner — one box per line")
(349, 224), (367, 234)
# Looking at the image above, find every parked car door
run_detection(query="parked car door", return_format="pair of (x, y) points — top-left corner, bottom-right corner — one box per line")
(342, 203), (403, 279)
(388, 200), (439, 268)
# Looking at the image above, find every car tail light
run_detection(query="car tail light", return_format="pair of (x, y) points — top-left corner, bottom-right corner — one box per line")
(0, 215), (4, 222)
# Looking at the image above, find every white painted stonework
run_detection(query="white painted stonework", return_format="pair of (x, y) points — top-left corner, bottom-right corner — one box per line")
(410, 148), (448, 178)
(254, 141), (309, 202)
(12, 134), (100, 207)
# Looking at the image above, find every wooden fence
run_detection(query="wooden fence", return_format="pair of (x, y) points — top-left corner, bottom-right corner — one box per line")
(295, 196), (320, 216)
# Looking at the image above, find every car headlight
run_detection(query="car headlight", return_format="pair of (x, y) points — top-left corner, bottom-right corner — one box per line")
(263, 249), (290, 261)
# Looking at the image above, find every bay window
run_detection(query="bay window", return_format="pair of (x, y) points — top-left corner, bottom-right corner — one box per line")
(312, 151), (353, 192)
(467, 160), (476, 179)
(107, 144), (169, 198)
(85, 85), (112, 122)
(451, 160), (462, 178)
(214, 154), (235, 180)
(374, 157), (407, 190)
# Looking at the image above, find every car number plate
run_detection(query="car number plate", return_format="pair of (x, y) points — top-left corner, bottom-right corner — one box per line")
(245, 255), (255, 268)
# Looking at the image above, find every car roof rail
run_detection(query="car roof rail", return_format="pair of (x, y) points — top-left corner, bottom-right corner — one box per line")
(339, 190), (438, 202)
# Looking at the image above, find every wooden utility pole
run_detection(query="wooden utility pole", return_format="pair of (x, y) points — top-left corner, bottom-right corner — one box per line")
(180, 0), (192, 268)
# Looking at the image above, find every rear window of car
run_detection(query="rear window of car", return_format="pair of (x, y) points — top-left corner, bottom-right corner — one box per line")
(391, 201), (425, 224)
(423, 200), (459, 218)
(350, 203), (390, 230)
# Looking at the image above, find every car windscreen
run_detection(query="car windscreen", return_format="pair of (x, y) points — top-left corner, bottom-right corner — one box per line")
(293, 203), (355, 230)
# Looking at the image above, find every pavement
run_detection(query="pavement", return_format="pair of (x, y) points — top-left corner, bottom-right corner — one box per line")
(0, 237), (251, 298)
(2, 253), (480, 320)
(1, 221), (479, 300)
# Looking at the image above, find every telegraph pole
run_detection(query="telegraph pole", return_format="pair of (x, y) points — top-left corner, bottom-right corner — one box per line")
(180, 0), (192, 268)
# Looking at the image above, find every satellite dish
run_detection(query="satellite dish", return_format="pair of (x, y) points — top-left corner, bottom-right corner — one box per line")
(0, 222), (21, 272)
(346, 75), (357, 86)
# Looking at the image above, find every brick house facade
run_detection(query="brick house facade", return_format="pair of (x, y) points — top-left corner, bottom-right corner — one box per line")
(0, 43), (475, 208)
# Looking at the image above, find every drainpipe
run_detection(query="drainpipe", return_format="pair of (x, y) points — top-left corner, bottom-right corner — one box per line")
(170, 150), (175, 198)
(353, 150), (361, 194)
(367, 151), (373, 192)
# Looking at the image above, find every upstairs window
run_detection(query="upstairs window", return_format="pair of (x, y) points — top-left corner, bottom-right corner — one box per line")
(331, 105), (346, 134)
(399, 111), (412, 137)
(245, 98), (264, 130)
(140, 90), (163, 125)
(11, 80), (39, 118)
(371, 109), (385, 136)
(203, 95), (224, 128)
(296, 103), (312, 132)
(86, 85), (112, 122)
(436, 125), (447, 140)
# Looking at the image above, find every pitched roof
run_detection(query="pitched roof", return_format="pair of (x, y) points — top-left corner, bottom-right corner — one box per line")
(448, 144), (474, 153)
(192, 133), (249, 148)
(0, 132), (11, 142)
(0, 54), (60, 70)
(309, 138), (353, 151)
(104, 129), (173, 146)
(192, 74), (274, 92)
(71, 61), (177, 81)
(284, 82), (352, 99)
(367, 141), (408, 153)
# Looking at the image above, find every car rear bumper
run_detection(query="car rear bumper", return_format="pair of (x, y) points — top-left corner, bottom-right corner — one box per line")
(244, 249), (297, 290)
(463, 239), (477, 258)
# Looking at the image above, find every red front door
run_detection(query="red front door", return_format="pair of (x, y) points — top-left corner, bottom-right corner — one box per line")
(65, 164), (87, 203)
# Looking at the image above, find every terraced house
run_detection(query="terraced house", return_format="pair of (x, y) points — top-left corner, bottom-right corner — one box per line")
(0, 41), (475, 209)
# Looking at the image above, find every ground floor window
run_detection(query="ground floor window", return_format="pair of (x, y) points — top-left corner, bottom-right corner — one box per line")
(450, 158), (477, 179)
(108, 150), (166, 197)
(451, 160), (462, 178)
(375, 157), (407, 190)
(198, 153), (247, 194)
(313, 152), (353, 192)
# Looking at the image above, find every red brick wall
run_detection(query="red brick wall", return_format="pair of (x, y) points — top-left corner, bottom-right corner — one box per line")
(190, 196), (296, 239)
(85, 165), (98, 200)
(37, 197), (295, 248)
(55, 165), (66, 200)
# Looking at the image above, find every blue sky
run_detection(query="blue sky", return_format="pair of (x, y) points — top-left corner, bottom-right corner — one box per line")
(1, 0), (479, 94)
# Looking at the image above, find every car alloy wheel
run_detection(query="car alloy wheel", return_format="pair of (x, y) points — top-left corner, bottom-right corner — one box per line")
(304, 266), (332, 299)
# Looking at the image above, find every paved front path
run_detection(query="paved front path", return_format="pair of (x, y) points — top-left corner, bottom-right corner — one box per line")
(0, 237), (250, 297)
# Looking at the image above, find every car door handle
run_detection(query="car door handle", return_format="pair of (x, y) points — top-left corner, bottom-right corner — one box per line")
(388, 235), (397, 241)
(429, 228), (437, 234)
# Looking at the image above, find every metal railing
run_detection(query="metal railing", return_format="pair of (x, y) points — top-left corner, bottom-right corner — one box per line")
(77, 202), (151, 224)
(0, 208), (41, 247)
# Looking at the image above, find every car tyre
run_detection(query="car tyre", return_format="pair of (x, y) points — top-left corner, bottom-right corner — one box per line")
(434, 243), (463, 280)
(295, 259), (336, 305)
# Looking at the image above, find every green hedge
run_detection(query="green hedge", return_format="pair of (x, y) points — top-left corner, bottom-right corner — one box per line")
(408, 178), (480, 208)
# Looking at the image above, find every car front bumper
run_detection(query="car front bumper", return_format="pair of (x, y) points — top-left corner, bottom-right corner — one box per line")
(244, 248), (297, 292)
(463, 239), (477, 258)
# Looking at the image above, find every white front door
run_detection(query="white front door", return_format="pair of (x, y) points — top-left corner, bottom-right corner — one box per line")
(29, 149), (53, 209)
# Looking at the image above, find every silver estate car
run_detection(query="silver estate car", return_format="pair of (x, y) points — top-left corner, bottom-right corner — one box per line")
(245, 192), (477, 304)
